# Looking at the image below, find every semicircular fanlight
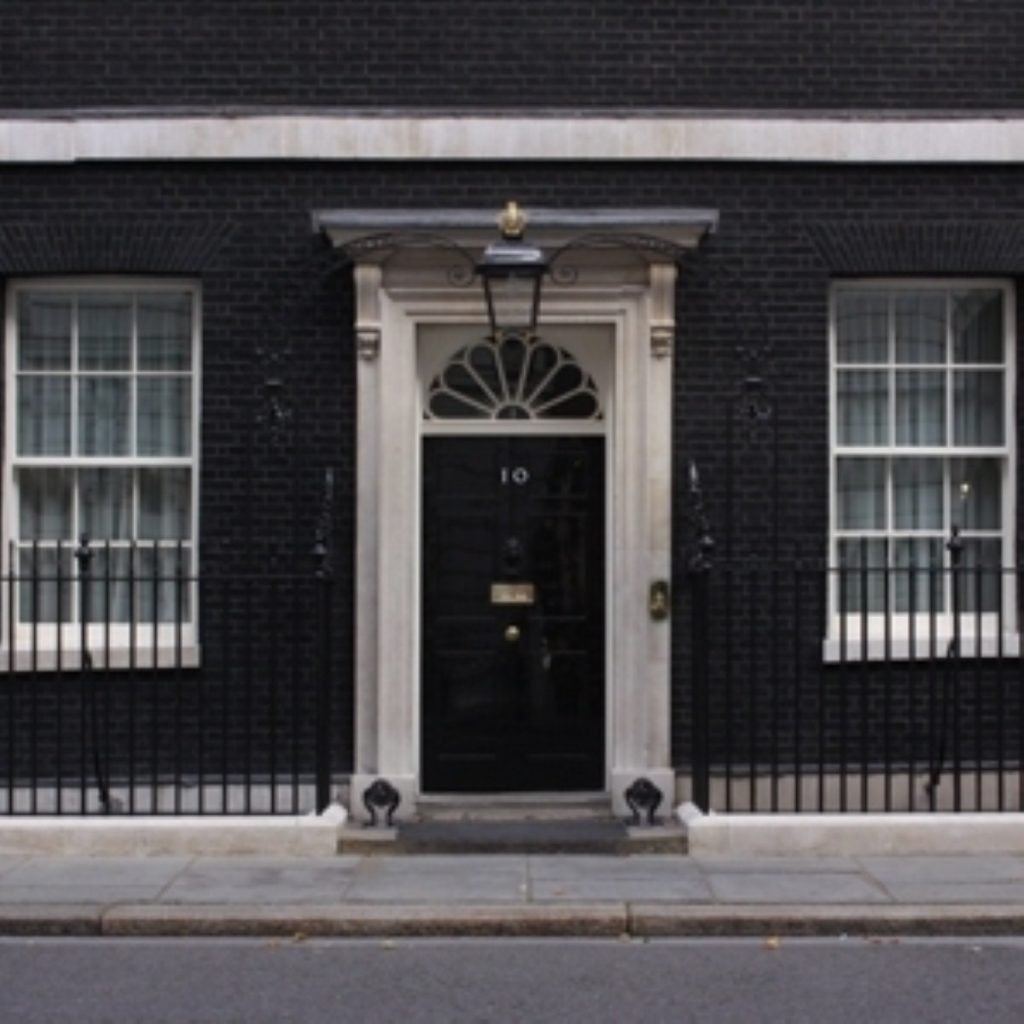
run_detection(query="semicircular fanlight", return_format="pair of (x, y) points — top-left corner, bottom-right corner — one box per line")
(425, 333), (602, 422)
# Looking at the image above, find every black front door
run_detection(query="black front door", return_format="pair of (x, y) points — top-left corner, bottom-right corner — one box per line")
(422, 436), (605, 792)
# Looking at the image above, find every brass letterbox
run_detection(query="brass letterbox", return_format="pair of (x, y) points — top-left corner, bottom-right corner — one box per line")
(490, 582), (536, 606)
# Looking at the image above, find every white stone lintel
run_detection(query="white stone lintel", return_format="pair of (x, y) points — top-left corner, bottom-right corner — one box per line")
(2, 113), (1023, 165)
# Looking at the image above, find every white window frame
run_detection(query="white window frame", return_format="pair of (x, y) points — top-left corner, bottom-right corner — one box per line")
(826, 278), (1018, 660)
(3, 278), (201, 669)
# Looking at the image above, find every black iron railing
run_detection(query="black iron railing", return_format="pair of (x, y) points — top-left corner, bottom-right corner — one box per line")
(684, 556), (1024, 814)
(5, 545), (1022, 817)
(0, 544), (339, 816)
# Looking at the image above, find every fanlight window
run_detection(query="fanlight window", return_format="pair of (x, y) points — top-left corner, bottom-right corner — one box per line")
(425, 333), (602, 421)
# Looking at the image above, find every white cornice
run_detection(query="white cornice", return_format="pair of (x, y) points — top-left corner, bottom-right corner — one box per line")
(1, 112), (1023, 164)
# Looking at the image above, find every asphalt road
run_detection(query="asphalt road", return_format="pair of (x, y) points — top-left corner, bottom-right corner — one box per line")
(2, 936), (1024, 1023)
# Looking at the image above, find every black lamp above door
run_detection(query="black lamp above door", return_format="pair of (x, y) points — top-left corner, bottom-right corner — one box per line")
(476, 201), (549, 338)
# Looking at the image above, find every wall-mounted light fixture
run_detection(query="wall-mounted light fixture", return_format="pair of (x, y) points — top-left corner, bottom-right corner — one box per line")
(475, 201), (550, 338)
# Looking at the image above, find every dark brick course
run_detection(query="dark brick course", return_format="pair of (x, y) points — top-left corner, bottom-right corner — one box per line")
(0, 1), (1021, 112)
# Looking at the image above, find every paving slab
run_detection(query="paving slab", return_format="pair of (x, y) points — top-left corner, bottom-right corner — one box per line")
(160, 856), (362, 905)
(707, 871), (891, 905)
(858, 854), (1024, 884)
(868, 881), (1024, 904)
(0, 856), (192, 889)
(529, 854), (712, 903)
(691, 855), (861, 874)
(0, 885), (167, 904)
(2, 847), (1024, 938)
(345, 854), (528, 903)
(0, 855), (28, 878)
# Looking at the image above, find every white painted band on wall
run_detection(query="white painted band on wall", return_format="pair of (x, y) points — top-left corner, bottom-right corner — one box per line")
(1, 113), (1023, 164)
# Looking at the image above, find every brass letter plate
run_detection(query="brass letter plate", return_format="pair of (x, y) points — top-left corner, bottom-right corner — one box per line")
(490, 582), (536, 606)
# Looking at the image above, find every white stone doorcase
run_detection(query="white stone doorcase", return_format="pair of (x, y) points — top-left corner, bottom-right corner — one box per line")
(316, 207), (717, 820)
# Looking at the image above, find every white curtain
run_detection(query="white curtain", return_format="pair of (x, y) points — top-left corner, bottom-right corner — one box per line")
(894, 292), (945, 363)
(17, 377), (70, 455)
(17, 292), (70, 371)
(79, 294), (131, 370)
(78, 378), (130, 455)
(138, 292), (192, 371)
(954, 291), (1003, 364)
(893, 458), (943, 530)
(836, 291), (887, 363)
(17, 469), (72, 541)
(16, 293), (72, 456)
(837, 370), (888, 445)
(137, 377), (191, 456)
(895, 370), (944, 445)
(15, 290), (193, 625)
(954, 371), (1003, 446)
(79, 468), (132, 624)
(836, 287), (1007, 618)
(836, 458), (885, 530)
(139, 469), (191, 540)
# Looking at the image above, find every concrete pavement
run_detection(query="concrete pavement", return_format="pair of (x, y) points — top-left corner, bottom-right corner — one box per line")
(3, 850), (1024, 938)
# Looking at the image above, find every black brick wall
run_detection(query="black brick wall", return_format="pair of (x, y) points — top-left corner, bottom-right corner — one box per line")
(1, 1), (1021, 111)
(0, 159), (1021, 791)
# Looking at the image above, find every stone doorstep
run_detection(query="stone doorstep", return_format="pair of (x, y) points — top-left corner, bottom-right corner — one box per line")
(339, 818), (687, 855)
(343, 794), (687, 854)
(413, 795), (613, 823)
